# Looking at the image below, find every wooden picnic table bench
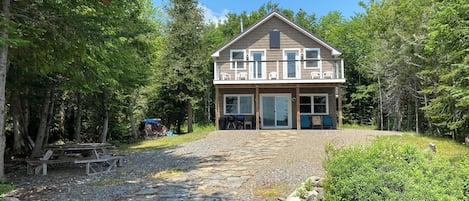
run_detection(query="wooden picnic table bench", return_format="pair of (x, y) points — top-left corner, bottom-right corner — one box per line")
(74, 155), (124, 175)
(26, 143), (124, 176)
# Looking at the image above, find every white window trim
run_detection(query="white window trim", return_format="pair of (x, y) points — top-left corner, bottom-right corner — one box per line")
(303, 48), (321, 69)
(249, 49), (267, 79)
(299, 93), (329, 115)
(282, 48), (301, 79)
(223, 94), (254, 115)
(230, 49), (246, 70)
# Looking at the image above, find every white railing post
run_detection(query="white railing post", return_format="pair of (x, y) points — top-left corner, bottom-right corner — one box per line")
(214, 62), (218, 80)
(341, 59), (345, 79)
(276, 60), (279, 80)
(234, 62), (238, 80)
(319, 59), (323, 79)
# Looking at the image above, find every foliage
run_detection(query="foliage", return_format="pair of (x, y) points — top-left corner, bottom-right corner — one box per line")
(324, 137), (469, 200)
(421, 0), (469, 138)
(0, 183), (15, 194)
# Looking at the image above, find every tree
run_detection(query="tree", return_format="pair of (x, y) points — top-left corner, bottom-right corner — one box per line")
(156, 0), (205, 133)
(421, 0), (469, 138)
(0, 0), (11, 181)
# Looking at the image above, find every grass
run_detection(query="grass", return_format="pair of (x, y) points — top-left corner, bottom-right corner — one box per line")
(342, 123), (376, 130)
(0, 183), (15, 194)
(149, 167), (185, 180)
(119, 124), (214, 152)
(254, 183), (291, 198)
(91, 172), (128, 186)
(381, 133), (469, 158)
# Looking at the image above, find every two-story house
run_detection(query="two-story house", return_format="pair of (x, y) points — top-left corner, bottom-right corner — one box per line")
(212, 11), (345, 130)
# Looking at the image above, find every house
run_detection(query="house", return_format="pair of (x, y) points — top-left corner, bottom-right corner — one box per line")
(212, 11), (345, 130)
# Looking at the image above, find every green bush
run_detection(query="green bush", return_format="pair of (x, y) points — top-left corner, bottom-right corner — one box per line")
(324, 139), (469, 201)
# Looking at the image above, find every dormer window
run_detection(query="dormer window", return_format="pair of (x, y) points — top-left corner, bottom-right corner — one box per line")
(230, 49), (246, 69)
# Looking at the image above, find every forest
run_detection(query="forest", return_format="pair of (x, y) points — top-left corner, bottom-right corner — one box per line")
(0, 0), (467, 181)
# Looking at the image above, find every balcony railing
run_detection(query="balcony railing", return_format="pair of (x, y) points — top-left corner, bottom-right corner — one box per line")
(213, 59), (345, 83)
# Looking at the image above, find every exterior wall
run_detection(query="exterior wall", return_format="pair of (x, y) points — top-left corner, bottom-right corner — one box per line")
(217, 85), (337, 129)
(216, 16), (336, 76)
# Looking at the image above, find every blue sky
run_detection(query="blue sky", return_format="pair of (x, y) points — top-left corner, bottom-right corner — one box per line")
(152, 0), (366, 23)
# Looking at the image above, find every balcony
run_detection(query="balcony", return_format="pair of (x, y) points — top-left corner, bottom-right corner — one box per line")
(213, 59), (345, 85)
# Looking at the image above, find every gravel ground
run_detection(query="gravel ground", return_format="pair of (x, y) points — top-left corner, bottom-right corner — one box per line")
(2, 129), (399, 201)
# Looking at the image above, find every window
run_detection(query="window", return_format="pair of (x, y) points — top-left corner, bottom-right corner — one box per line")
(230, 50), (245, 69)
(224, 94), (254, 115)
(304, 48), (320, 68)
(269, 30), (280, 49)
(299, 94), (328, 115)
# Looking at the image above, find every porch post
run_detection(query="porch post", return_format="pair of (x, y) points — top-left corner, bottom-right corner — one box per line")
(256, 86), (260, 130)
(338, 84), (343, 129)
(215, 86), (220, 130)
(296, 85), (300, 130)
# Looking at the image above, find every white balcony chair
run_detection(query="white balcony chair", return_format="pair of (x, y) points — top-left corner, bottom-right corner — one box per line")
(269, 72), (278, 80)
(311, 72), (321, 79)
(237, 72), (248, 80)
(323, 71), (333, 79)
(221, 73), (231, 80)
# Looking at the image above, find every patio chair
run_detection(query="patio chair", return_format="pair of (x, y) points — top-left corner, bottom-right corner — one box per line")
(235, 115), (245, 129)
(237, 72), (248, 80)
(269, 72), (278, 80)
(226, 116), (236, 129)
(221, 73), (231, 80)
(311, 71), (321, 79)
(312, 116), (322, 129)
(323, 71), (333, 79)
(244, 116), (253, 129)
(322, 115), (333, 129)
(300, 115), (311, 129)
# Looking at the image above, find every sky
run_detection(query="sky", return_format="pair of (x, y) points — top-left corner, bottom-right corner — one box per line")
(152, 0), (366, 23)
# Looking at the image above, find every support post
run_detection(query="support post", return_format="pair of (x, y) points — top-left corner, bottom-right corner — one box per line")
(338, 84), (343, 129)
(256, 86), (260, 130)
(296, 85), (300, 130)
(215, 86), (220, 130)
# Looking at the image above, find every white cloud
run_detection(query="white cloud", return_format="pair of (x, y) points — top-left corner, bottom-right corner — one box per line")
(199, 4), (229, 25)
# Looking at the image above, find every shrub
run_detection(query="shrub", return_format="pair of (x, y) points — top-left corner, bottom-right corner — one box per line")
(324, 139), (469, 201)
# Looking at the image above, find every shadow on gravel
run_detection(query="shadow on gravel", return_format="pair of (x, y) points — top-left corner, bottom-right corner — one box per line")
(5, 144), (234, 200)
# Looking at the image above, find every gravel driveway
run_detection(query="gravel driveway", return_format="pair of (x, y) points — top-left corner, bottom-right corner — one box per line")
(4, 129), (399, 201)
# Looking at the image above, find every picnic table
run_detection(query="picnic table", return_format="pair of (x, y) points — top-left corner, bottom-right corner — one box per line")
(27, 143), (124, 176)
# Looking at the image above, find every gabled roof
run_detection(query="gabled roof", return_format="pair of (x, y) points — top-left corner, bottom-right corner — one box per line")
(211, 11), (342, 58)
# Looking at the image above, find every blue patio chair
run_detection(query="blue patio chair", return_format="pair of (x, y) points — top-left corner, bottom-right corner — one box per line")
(300, 115), (311, 129)
(322, 115), (333, 129)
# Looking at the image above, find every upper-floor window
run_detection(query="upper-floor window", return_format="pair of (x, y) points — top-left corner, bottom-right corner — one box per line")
(230, 49), (246, 69)
(304, 48), (321, 68)
(270, 30), (280, 49)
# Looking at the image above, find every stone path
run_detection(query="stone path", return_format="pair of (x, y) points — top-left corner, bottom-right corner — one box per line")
(126, 130), (299, 200)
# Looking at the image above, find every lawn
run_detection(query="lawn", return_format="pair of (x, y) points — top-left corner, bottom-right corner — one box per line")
(119, 124), (214, 152)
(381, 133), (469, 158)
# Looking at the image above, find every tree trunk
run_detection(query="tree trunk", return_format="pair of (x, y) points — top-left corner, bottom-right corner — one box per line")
(0, 0), (11, 181)
(44, 94), (55, 147)
(378, 76), (384, 130)
(99, 110), (109, 143)
(12, 94), (27, 154)
(415, 95), (419, 134)
(187, 101), (193, 133)
(73, 93), (82, 142)
(32, 89), (52, 157)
